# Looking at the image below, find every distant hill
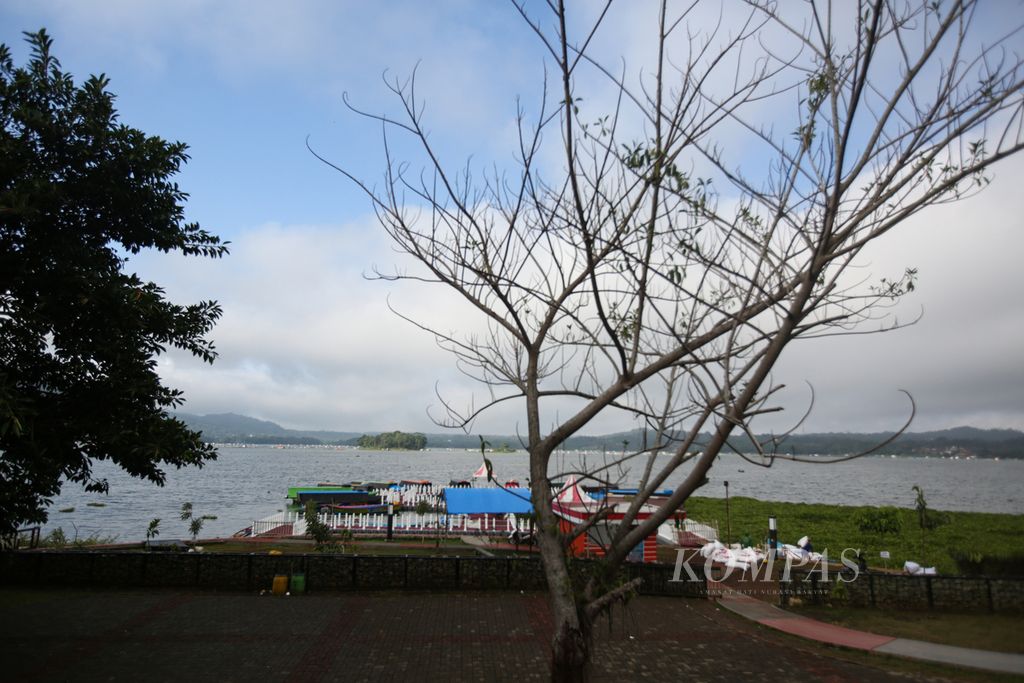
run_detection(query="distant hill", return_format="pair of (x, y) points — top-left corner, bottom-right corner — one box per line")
(747, 427), (1024, 459)
(177, 412), (289, 439)
(175, 412), (361, 445)
(175, 413), (1024, 458)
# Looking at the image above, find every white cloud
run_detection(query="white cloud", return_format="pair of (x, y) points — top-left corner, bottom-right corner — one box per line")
(5, 1), (1020, 436)
(135, 218), (488, 431)
(766, 154), (1024, 433)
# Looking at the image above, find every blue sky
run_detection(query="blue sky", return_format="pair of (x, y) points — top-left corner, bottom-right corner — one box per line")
(3, 1), (1023, 436)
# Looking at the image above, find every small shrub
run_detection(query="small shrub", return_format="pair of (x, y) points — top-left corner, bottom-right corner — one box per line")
(855, 506), (903, 534)
(145, 518), (161, 543)
(337, 527), (353, 548)
(304, 501), (333, 548)
(72, 532), (117, 548)
(188, 517), (204, 542)
(830, 579), (849, 605)
(950, 550), (1024, 577)
(180, 502), (207, 542)
(912, 485), (949, 531)
(43, 527), (68, 548)
(42, 528), (117, 548)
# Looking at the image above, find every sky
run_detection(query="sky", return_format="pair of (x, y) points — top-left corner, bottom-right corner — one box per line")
(2, 1), (1022, 437)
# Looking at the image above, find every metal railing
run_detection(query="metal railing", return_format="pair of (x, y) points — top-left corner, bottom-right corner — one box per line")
(0, 527), (41, 550)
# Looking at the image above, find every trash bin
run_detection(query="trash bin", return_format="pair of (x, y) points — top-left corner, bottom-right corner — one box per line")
(272, 574), (288, 595)
(290, 573), (306, 594)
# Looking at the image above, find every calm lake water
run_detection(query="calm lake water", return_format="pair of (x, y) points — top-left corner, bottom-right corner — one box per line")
(41, 446), (1024, 542)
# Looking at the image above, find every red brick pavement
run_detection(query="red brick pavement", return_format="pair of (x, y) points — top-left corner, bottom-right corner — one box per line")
(0, 588), (915, 682)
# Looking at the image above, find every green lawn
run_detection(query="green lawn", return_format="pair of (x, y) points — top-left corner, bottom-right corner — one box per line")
(787, 604), (1024, 654)
(684, 496), (1024, 575)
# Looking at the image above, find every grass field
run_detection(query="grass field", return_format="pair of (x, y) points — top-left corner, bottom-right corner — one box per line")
(786, 604), (1024, 654)
(683, 495), (1024, 575)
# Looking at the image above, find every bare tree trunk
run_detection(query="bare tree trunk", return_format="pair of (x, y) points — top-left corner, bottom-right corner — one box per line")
(536, 512), (589, 681)
(531, 430), (590, 680)
(550, 615), (589, 683)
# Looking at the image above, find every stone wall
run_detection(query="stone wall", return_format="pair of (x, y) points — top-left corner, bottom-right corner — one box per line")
(0, 551), (704, 597)
(7, 551), (1018, 611)
(788, 569), (1024, 613)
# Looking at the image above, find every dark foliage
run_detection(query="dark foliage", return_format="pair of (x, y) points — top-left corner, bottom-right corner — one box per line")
(357, 431), (427, 450)
(0, 30), (227, 533)
(855, 506), (904, 534)
(949, 551), (1024, 578)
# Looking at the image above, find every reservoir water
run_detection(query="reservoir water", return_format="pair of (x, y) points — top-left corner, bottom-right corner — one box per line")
(41, 446), (1024, 542)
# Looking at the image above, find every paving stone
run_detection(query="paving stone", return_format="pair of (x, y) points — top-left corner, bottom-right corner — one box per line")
(1, 587), (911, 682)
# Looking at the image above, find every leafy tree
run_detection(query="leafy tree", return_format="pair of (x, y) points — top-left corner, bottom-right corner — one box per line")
(303, 500), (333, 548)
(323, 1), (1023, 677)
(145, 518), (161, 543)
(912, 484), (948, 531)
(0, 30), (227, 534)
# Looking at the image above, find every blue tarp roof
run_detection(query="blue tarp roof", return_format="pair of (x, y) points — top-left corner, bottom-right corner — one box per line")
(444, 487), (533, 514)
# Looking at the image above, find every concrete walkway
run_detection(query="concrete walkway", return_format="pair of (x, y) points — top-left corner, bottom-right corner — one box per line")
(718, 589), (1024, 676)
(459, 535), (495, 556)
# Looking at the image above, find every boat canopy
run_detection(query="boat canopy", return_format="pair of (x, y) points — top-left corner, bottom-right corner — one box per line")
(293, 489), (380, 506)
(444, 487), (533, 514)
(581, 487), (674, 498)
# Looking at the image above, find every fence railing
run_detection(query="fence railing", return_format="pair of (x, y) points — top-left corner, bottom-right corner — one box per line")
(780, 568), (1024, 613)
(0, 527), (41, 551)
(250, 511), (533, 538)
(4, 547), (1022, 612)
(249, 511), (300, 537)
(251, 510), (719, 545)
(683, 519), (719, 542)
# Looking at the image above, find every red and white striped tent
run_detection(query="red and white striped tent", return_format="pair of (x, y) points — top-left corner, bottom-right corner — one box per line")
(556, 475), (596, 506)
(472, 461), (489, 479)
(553, 498), (661, 564)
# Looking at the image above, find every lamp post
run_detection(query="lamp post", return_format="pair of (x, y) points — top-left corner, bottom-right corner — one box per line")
(724, 480), (731, 545)
(768, 515), (778, 556)
(387, 503), (394, 541)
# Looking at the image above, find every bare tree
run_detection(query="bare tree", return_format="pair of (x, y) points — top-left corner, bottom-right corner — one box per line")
(317, 1), (1024, 679)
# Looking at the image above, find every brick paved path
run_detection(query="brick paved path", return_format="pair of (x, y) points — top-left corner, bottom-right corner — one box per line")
(0, 588), (910, 682)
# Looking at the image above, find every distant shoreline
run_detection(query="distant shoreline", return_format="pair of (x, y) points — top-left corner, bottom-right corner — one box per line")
(208, 442), (1010, 460)
(182, 413), (1023, 459)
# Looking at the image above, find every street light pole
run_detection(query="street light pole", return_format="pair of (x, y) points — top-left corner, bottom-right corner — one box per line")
(724, 480), (731, 545)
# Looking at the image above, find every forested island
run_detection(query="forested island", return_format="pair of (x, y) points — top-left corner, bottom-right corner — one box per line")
(356, 431), (427, 450)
